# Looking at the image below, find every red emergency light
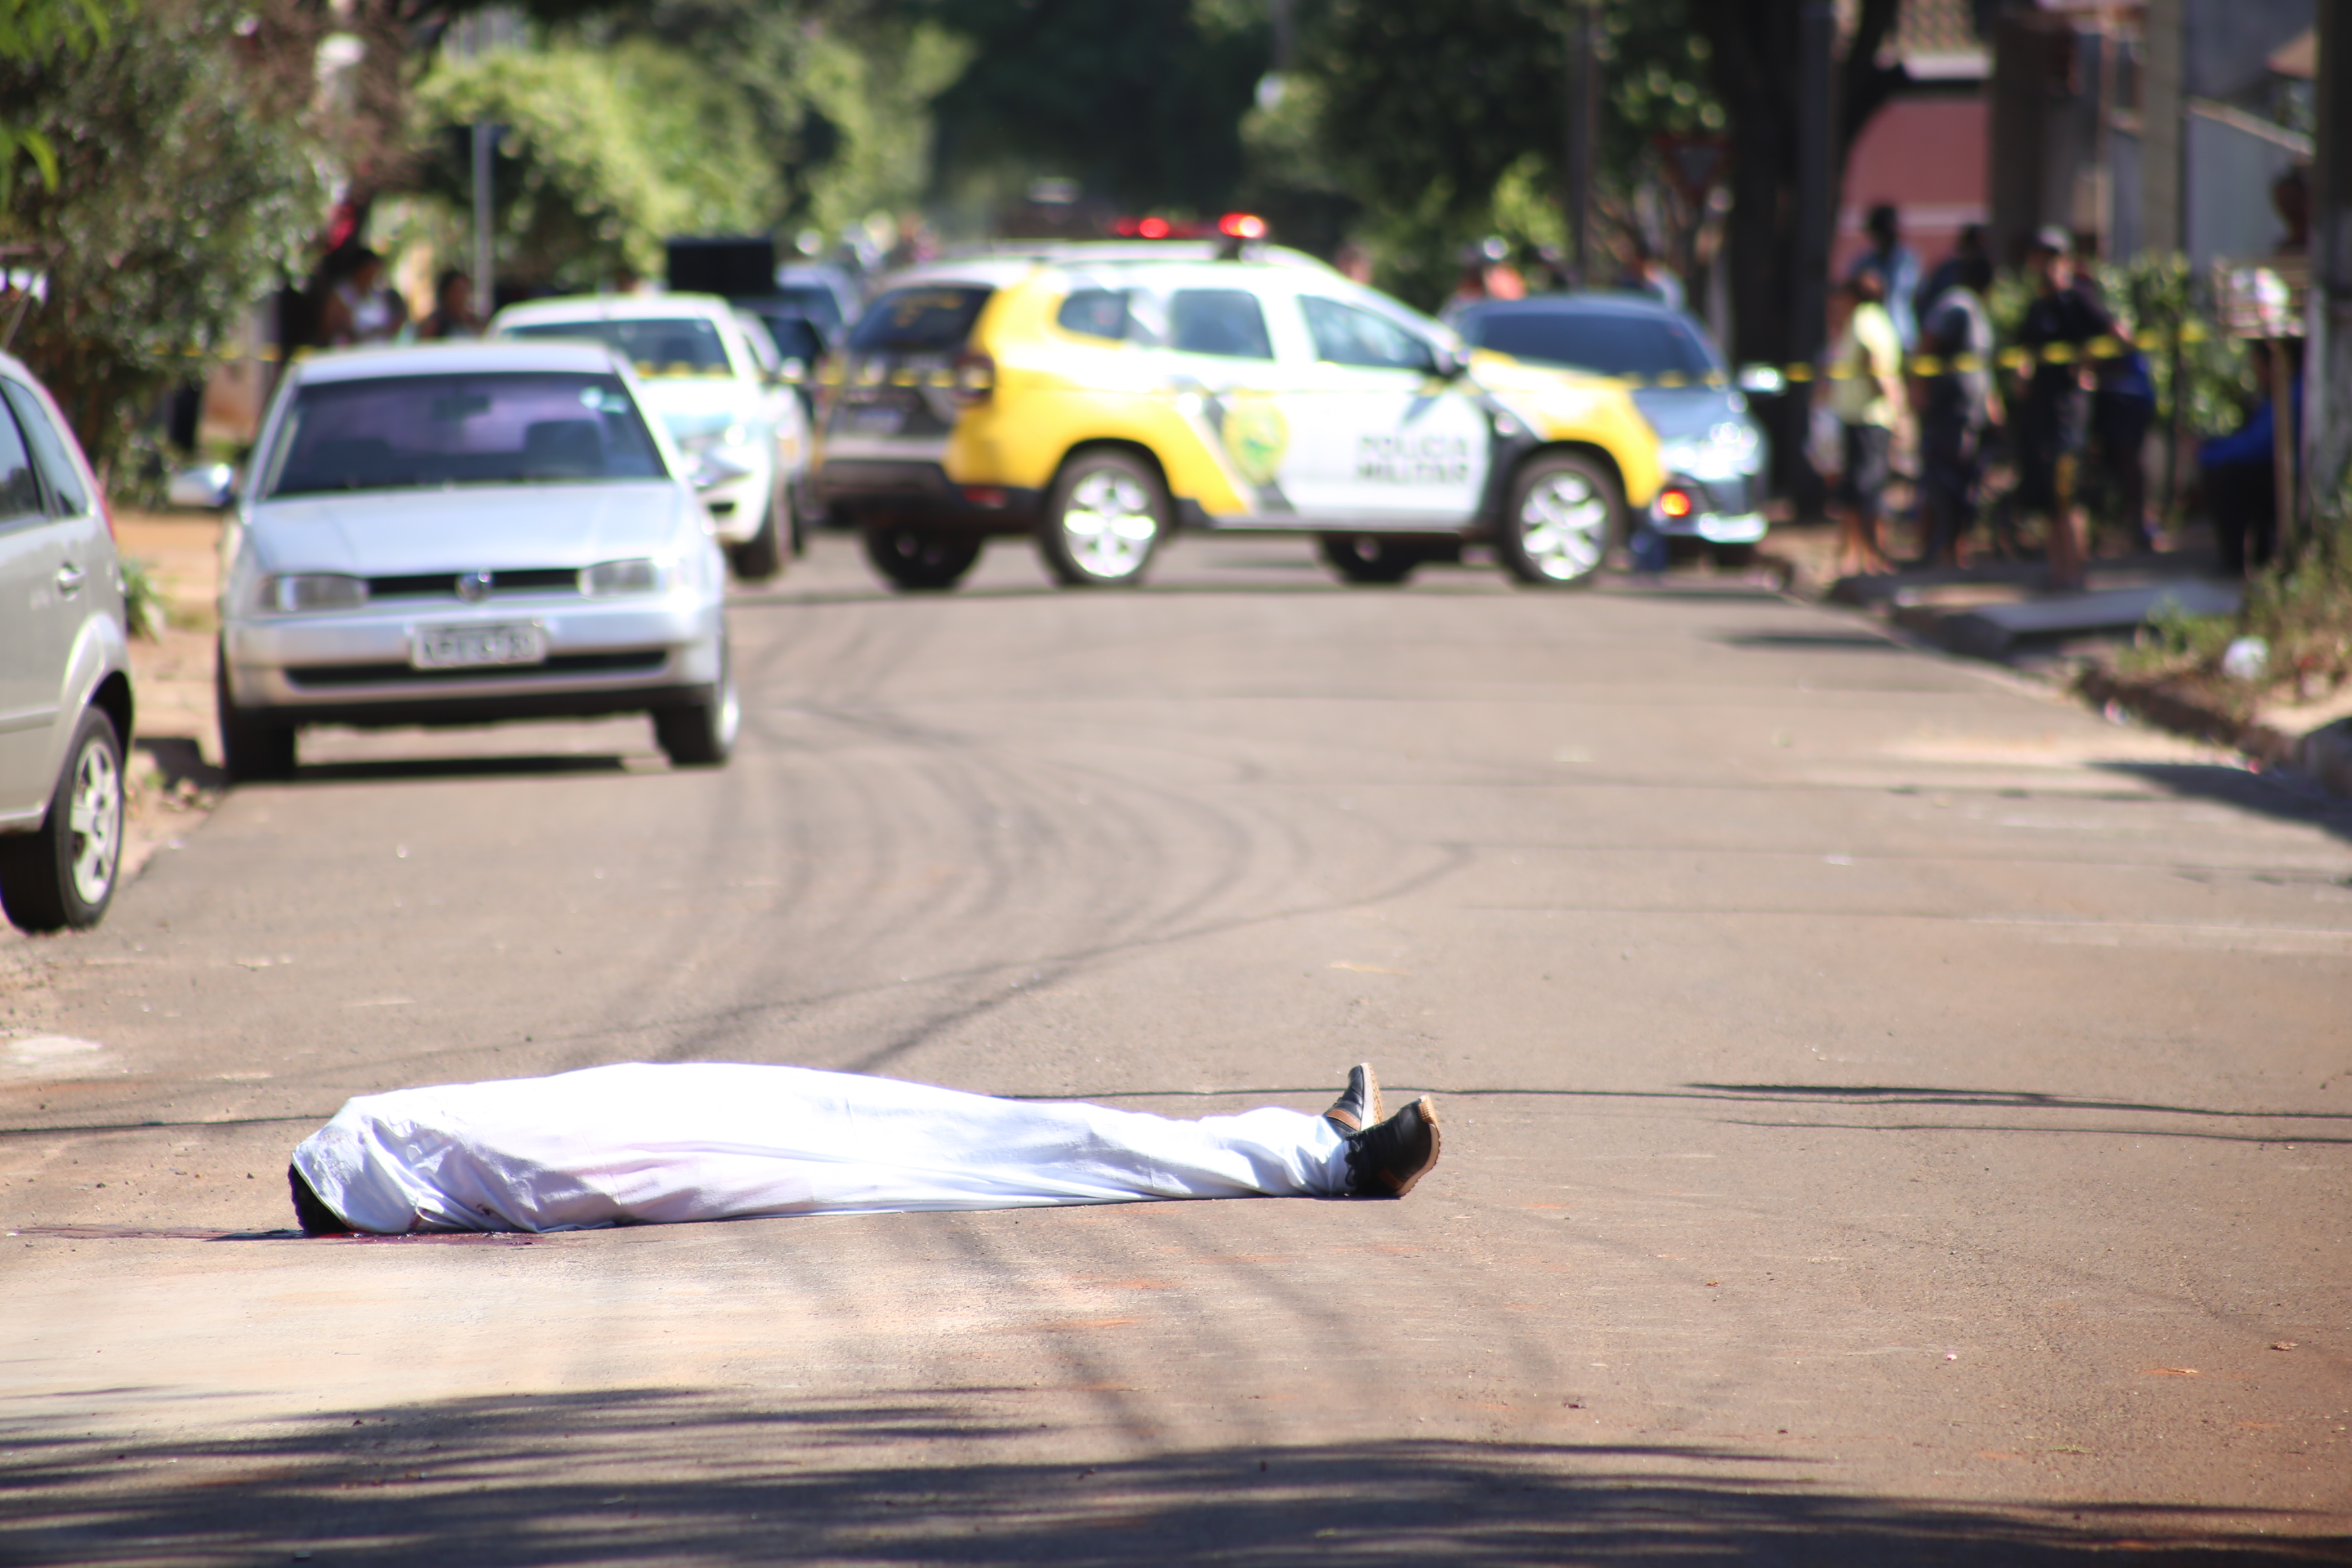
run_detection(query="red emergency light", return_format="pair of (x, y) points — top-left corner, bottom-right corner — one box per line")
(1217, 212), (1267, 240)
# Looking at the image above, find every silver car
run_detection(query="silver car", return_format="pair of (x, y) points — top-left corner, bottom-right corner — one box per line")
(0, 351), (130, 932)
(215, 340), (735, 780)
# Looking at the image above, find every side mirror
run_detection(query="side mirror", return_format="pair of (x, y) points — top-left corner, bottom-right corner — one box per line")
(168, 463), (239, 509)
(1431, 342), (1469, 380)
(1736, 364), (1787, 396)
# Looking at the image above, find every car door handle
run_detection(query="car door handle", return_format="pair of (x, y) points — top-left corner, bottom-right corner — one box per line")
(55, 563), (86, 595)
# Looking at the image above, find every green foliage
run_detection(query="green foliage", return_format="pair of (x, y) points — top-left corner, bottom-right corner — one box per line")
(0, 0), (112, 203)
(2088, 254), (2250, 438)
(1270, 0), (1721, 308)
(418, 42), (779, 288)
(926, 0), (1267, 220)
(117, 556), (169, 640)
(1, 0), (322, 477)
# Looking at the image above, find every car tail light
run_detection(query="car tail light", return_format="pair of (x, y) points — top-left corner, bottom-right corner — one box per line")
(952, 351), (995, 406)
(961, 486), (1008, 509)
(1657, 487), (1695, 520)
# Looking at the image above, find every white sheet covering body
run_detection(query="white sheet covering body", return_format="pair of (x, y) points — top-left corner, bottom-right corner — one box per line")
(292, 1062), (1353, 1233)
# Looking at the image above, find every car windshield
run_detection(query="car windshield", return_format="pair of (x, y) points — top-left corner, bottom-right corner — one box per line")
(849, 287), (992, 353)
(773, 285), (843, 330)
(749, 313), (826, 364)
(263, 373), (669, 498)
(1464, 308), (1718, 380)
(506, 317), (734, 378)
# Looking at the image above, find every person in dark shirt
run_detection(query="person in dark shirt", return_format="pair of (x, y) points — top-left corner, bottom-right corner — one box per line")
(2198, 337), (2302, 578)
(1917, 254), (1997, 567)
(2013, 227), (2120, 589)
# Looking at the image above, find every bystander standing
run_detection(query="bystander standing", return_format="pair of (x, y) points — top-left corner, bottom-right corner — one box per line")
(317, 248), (407, 346)
(1828, 269), (1905, 576)
(2198, 337), (2302, 578)
(415, 269), (482, 341)
(2013, 227), (2117, 590)
(1916, 253), (1997, 567)
(1848, 202), (1921, 350)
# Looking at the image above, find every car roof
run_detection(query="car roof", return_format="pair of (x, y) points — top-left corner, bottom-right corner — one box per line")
(291, 340), (627, 384)
(493, 293), (742, 327)
(870, 248), (1344, 296)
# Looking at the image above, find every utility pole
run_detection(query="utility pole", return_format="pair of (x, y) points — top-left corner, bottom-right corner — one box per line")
(2305, 0), (2352, 551)
(471, 122), (496, 315)
(1563, 0), (1598, 286)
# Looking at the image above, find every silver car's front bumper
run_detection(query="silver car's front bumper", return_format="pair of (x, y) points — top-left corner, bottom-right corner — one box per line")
(224, 592), (723, 726)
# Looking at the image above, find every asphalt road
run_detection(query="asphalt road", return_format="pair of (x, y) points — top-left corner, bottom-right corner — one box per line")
(5, 532), (2349, 1565)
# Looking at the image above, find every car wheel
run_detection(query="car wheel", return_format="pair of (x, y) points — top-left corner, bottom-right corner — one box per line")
(1318, 534), (1421, 585)
(729, 496), (785, 582)
(1496, 453), (1620, 587)
(654, 639), (740, 767)
(215, 650), (296, 783)
(1039, 450), (1168, 587)
(0, 705), (125, 933)
(863, 522), (982, 591)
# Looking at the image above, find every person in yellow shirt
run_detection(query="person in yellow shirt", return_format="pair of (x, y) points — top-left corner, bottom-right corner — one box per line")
(1828, 270), (1906, 576)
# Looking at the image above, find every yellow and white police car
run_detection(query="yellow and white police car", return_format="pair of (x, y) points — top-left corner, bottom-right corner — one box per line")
(813, 244), (1663, 589)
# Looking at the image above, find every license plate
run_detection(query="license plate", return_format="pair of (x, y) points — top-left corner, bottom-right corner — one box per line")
(845, 407), (903, 435)
(411, 622), (547, 670)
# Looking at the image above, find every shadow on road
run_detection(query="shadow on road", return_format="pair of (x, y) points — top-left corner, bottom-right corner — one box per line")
(1714, 631), (1908, 652)
(3, 1387), (2331, 1566)
(286, 754), (636, 785)
(133, 736), (226, 794)
(2095, 762), (2352, 849)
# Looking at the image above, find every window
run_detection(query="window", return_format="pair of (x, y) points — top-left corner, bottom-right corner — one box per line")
(1057, 289), (1132, 342)
(1460, 309), (1717, 380)
(0, 380), (88, 516)
(264, 373), (668, 498)
(849, 287), (993, 353)
(1300, 297), (1437, 374)
(507, 317), (733, 378)
(1168, 289), (1273, 360)
(0, 396), (38, 523)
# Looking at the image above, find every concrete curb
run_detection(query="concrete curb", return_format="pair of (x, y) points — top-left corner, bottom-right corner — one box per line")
(2073, 667), (2352, 799)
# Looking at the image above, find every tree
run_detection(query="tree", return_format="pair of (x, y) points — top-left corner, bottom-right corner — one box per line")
(1269, 0), (1723, 307)
(1, 0), (322, 474)
(0, 0), (111, 204)
(1686, 0), (1902, 377)
(923, 0), (1270, 220)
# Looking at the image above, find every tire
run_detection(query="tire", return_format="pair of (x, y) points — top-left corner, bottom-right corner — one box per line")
(863, 522), (982, 591)
(1038, 449), (1168, 587)
(654, 639), (740, 767)
(0, 705), (125, 934)
(728, 491), (785, 582)
(1495, 452), (1621, 587)
(1318, 534), (1421, 585)
(215, 650), (296, 783)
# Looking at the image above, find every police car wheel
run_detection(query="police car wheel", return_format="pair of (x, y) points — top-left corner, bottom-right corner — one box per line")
(1041, 451), (1167, 587)
(1498, 453), (1619, 587)
(1318, 534), (1420, 585)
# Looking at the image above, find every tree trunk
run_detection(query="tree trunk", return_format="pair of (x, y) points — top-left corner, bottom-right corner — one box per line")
(1689, 0), (1905, 510)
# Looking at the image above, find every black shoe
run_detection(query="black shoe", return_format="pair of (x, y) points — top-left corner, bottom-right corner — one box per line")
(1343, 1096), (1441, 1198)
(1322, 1063), (1382, 1133)
(288, 1163), (351, 1235)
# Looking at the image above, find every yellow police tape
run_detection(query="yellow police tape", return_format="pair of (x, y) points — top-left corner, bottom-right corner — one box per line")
(183, 322), (2215, 391)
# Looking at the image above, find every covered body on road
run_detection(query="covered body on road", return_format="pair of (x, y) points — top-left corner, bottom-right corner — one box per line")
(289, 1061), (1440, 1234)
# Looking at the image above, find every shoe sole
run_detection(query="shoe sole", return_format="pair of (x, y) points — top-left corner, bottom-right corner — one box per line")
(1384, 1096), (1441, 1199)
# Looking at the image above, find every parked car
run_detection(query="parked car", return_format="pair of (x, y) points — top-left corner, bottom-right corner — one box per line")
(813, 247), (1663, 590)
(773, 263), (864, 338)
(213, 340), (736, 780)
(491, 294), (805, 581)
(1453, 293), (1769, 565)
(734, 302), (835, 421)
(0, 351), (132, 932)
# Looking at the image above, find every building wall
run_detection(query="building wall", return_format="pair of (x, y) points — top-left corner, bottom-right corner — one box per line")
(1835, 94), (1991, 278)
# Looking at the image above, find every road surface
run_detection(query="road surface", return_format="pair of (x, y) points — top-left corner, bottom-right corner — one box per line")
(6, 533), (2348, 1565)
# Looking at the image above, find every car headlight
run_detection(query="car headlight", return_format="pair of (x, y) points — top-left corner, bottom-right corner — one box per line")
(257, 573), (367, 612)
(676, 423), (751, 454)
(579, 558), (666, 596)
(1658, 421), (1761, 484)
